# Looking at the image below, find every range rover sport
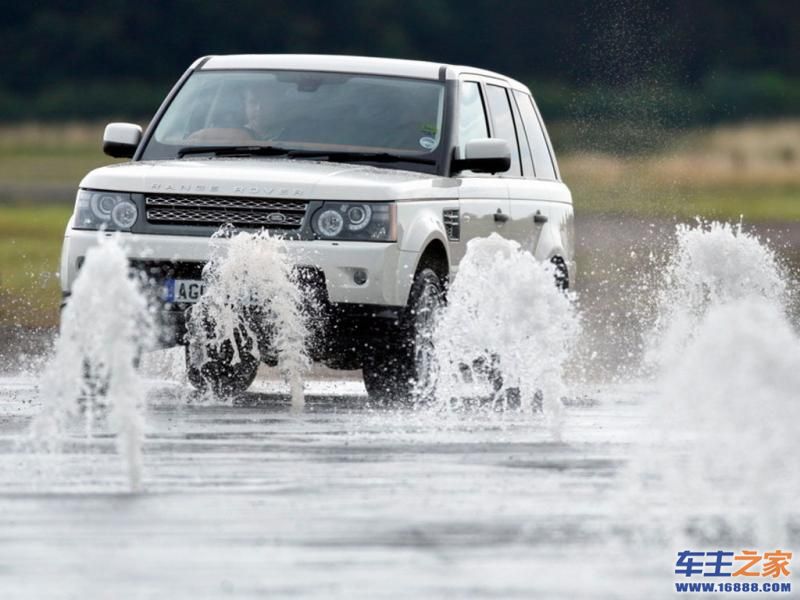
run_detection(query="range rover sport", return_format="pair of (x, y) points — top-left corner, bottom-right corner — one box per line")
(59, 54), (574, 400)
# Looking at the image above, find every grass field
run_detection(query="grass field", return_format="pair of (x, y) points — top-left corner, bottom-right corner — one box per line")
(0, 204), (70, 327)
(564, 119), (800, 221)
(0, 120), (798, 328)
(0, 123), (125, 202)
(0, 124), (121, 327)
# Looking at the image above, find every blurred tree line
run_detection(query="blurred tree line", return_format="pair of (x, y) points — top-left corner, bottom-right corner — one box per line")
(1, 0), (798, 124)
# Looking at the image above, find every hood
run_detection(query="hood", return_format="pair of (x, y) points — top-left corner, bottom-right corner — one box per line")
(80, 158), (459, 202)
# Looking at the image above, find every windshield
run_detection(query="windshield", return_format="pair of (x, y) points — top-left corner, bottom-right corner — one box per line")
(142, 70), (446, 170)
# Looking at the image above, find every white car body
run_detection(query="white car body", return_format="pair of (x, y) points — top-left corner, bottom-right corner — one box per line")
(59, 54), (574, 393)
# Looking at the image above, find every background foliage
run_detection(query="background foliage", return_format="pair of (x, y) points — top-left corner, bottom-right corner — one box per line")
(2, 0), (799, 123)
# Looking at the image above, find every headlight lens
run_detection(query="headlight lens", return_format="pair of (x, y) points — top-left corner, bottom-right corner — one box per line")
(315, 209), (345, 238)
(311, 202), (395, 241)
(74, 189), (138, 231)
(346, 204), (371, 231)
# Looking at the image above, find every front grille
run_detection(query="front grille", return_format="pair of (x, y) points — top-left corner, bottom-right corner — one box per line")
(145, 194), (308, 229)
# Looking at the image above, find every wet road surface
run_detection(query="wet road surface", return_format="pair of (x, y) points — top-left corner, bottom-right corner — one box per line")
(0, 372), (664, 599)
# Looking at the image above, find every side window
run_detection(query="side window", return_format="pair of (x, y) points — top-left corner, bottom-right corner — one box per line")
(513, 90), (557, 180)
(457, 81), (488, 155)
(485, 84), (521, 177)
(509, 90), (534, 177)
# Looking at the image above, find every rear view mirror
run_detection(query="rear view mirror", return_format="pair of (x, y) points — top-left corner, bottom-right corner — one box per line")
(103, 123), (142, 158)
(452, 138), (511, 174)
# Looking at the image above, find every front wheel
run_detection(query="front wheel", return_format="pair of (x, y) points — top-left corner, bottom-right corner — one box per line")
(361, 267), (443, 404)
(185, 341), (259, 397)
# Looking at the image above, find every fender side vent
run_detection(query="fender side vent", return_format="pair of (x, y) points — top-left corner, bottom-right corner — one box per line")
(443, 208), (460, 241)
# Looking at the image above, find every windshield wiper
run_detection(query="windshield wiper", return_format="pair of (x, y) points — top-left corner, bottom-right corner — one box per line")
(177, 145), (436, 165)
(284, 150), (436, 165)
(177, 145), (294, 158)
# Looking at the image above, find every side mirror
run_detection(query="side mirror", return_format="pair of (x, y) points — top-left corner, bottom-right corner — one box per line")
(452, 138), (511, 174)
(103, 123), (142, 158)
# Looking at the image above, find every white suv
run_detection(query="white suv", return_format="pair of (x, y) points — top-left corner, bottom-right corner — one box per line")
(60, 54), (574, 399)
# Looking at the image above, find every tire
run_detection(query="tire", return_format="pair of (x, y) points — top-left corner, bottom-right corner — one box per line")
(551, 256), (569, 291)
(361, 267), (443, 404)
(185, 339), (259, 397)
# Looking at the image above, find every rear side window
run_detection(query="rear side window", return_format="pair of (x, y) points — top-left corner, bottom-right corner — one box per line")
(457, 81), (488, 155)
(513, 90), (557, 180)
(509, 91), (534, 177)
(485, 85), (521, 177)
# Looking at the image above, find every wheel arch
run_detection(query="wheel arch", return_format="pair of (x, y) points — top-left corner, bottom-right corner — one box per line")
(396, 233), (450, 307)
(416, 238), (449, 281)
(397, 207), (451, 306)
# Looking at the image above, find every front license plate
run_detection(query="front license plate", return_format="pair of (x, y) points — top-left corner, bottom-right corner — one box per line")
(164, 279), (206, 303)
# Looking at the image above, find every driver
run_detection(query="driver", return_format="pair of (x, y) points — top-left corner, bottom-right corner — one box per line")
(242, 86), (282, 140)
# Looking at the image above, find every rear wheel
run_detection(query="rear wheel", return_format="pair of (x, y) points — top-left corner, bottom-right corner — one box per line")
(551, 256), (569, 291)
(361, 267), (443, 404)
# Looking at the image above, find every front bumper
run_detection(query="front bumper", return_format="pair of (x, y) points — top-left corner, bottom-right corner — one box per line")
(60, 229), (418, 307)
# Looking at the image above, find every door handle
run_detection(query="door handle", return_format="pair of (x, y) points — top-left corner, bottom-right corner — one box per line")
(533, 211), (548, 224)
(494, 209), (509, 223)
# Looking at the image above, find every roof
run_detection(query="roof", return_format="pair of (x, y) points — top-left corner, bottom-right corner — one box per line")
(197, 54), (529, 91)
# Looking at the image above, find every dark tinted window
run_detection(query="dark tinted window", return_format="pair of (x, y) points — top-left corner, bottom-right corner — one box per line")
(513, 90), (556, 180)
(457, 81), (488, 155)
(486, 85), (521, 176)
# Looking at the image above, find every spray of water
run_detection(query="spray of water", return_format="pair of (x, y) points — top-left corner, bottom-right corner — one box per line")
(29, 236), (154, 491)
(430, 234), (580, 433)
(646, 220), (787, 370)
(623, 221), (798, 545)
(187, 229), (310, 408)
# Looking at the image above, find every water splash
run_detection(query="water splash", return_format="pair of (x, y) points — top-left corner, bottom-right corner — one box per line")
(623, 221), (798, 545)
(187, 229), (310, 408)
(430, 234), (580, 434)
(29, 236), (154, 491)
(646, 220), (787, 370)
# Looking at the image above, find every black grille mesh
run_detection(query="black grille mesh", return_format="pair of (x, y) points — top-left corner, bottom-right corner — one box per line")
(145, 194), (308, 229)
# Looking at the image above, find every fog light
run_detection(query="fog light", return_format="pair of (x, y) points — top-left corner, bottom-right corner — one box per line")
(353, 270), (367, 285)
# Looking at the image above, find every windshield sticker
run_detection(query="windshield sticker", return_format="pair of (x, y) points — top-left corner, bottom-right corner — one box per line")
(420, 123), (438, 135)
(419, 136), (437, 150)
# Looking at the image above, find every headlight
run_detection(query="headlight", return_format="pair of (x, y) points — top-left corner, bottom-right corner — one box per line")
(311, 202), (395, 241)
(315, 209), (345, 238)
(74, 189), (138, 231)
